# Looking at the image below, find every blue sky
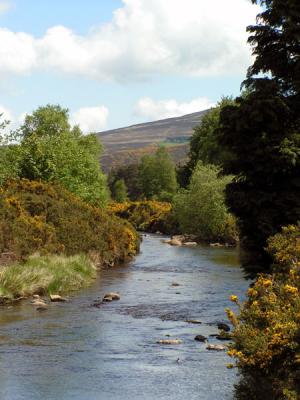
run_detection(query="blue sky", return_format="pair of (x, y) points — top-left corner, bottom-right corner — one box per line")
(0, 0), (260, 132)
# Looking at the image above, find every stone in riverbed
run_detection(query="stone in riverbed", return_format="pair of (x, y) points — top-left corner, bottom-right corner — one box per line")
(103, 292), (120, 301)
(169, 239), (182, 246)
(207, 344), (226, 351)
(194, 335), (207, 342)
(217, 323), (230, 332)
(50, 294), (67, 302)
(183, 242), (197, 246)
(31, 299), (47, 308)
(157, 339), (182, 345)
(186, 319), (202, 324)
(102, 296), (113, 302)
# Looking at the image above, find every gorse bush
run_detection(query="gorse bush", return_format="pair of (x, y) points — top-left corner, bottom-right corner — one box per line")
(0, 179), (139, 265)
(173, 162), (238, 243)
(0, 254), (96, 299)
(227, 224), (300, 399)
(108, 200), (176, 234)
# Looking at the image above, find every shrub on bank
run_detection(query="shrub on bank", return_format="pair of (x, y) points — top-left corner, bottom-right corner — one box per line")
(173, 163), (238, 244)
(227, 223), (300, 399)
(0, 254), (96, 299)
(0, 179), (139, 265)
(108, 200), (176, 234)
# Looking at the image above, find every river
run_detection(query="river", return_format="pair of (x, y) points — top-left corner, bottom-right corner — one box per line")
(0, 234), (249, 400)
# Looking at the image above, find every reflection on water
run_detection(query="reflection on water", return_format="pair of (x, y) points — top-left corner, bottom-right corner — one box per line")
(0, 235), (249, 400)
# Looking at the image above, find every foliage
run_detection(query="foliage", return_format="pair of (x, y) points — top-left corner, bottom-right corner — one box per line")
(108, 163), (141, 200)
(111, 179), (128, 203)
(218, 1), (300, 272)
(0, 116), (19, 185)
(0, 179), (139, 265)
(179, 97), (235, 186)
(173, 162), (238, 243)
(138, 146), (177, 201)
(228, 224), (300, 399)
(0, 254), (96, 299)
(9, 105), (109, 206)
(108, 200), (176, 234)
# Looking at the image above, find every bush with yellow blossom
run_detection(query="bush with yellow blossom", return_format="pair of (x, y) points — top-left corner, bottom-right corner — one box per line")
(108, 200), (177, 234)
(0, 179), (139, 266)
(227, 224), (300, 399)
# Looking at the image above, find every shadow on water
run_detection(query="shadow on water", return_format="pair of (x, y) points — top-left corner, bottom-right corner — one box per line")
(0, 234), (251, 400)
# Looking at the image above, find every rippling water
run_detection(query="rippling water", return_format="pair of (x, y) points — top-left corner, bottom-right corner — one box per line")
(0, 235), (249, 400)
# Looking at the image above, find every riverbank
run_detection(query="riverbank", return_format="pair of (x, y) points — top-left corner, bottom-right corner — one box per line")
(0, 254), (97, 303)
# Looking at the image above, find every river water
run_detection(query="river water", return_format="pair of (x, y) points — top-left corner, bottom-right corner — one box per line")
(0, 234), (249, 400)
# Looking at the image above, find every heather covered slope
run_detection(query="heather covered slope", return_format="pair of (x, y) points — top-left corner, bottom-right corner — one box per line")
(97, 110), (209, 170)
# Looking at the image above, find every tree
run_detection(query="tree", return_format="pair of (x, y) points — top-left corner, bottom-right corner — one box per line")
(0, 115), (20, 184)
(108, 163), (141, 200)
(177, 97), (236, 187)
(218, 0), (300, 272)
(15, 105), (110, 206)
(173, 162), (237, 243)
(112, 179), (128, 203)
(138, 146), (177, 201)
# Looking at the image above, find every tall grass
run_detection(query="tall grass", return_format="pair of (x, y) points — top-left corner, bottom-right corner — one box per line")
(0, 254), (96, 299)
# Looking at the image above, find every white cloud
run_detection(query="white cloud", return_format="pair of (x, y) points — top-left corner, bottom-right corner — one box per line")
(134, 97), (215, 120)
(70, 106), (109, 133)
(0, 104), (13, 122)
(0, 0), (260, 81)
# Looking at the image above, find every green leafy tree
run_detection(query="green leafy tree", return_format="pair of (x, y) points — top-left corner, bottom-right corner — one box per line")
(173, 162), (237, 243)
(112, 179), (128, 203)
(15, 105), (109, 206)
(138, 146), (177, 201)
(218, 0), (300, 272)
(0, 115), (20, 184)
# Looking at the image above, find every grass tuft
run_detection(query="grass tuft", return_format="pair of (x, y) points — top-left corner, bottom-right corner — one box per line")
(0, 254), (96, 299)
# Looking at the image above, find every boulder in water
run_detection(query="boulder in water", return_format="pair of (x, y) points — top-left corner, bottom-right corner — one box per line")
(194, 335), (207, 342)
(217, 323), (230, 332)
(103, 292), (120, 301)
(50, 294), (67, 302)
(157, 339), (182, 345)
(207, 344), (226, 351)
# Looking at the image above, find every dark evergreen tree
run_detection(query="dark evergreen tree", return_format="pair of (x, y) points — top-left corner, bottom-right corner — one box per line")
(218, 0), (300, 273)
(108, 163), (141, 200)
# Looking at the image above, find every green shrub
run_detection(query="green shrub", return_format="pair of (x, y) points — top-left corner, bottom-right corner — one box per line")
(173, 162), (238, 243)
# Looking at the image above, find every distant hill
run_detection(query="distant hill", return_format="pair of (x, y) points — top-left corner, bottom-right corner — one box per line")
(97, 109), (209, 170)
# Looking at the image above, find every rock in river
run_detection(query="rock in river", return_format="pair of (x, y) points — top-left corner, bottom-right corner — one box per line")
(50, 294), (67, 302)
(207, 344), (226, 351)
(186, 319), (202, 324)
(194, 335), (207, 342)
(157, 339), (182, 345)
(103, 292), (120, 301)
(217, 323), (230, 332)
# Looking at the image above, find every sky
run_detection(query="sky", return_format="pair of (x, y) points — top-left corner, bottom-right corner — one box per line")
(0, 0), (261, 133)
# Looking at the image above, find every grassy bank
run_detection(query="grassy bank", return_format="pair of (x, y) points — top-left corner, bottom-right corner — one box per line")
(0, 254), (96, 300)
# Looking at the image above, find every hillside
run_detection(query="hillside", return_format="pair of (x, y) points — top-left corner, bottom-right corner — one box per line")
(97, 110), (208, 170)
